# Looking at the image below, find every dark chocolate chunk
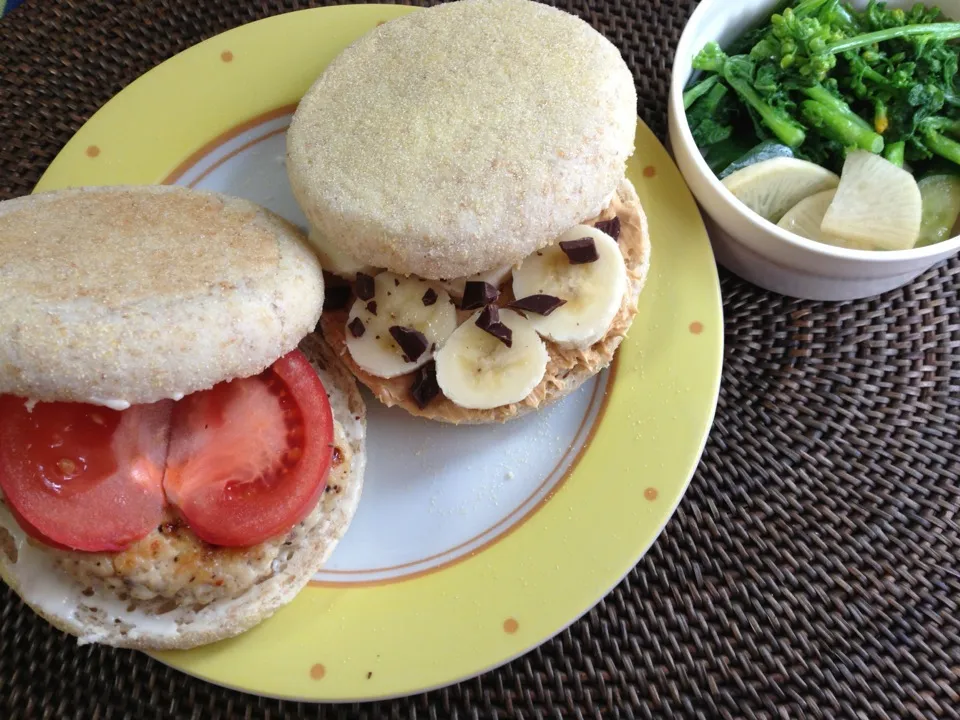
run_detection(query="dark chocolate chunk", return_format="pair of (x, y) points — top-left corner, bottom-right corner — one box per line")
(509, 294), (567, 316)
(348, 317), (366, 338)
(389, 326), (429, 362)
(422, 288), (438, 306)
(410, 361), (441, 409)
(323, 284), (352, 312)
(475, 305), (513, 348)
(559, 237), (599, 264)
(365, 301), (378, 316)
(477, 303), (500, 327)
(394, 278), (400, 287)
(594, 216), (621, 241)
(354, 272), (376, 301)
(460, 281), (500, 310)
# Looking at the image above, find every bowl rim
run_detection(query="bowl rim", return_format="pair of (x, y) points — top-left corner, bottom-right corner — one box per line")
(668, 0), (960, 265)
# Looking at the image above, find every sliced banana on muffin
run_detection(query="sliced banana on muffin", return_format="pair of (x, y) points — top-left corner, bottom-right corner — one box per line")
(288, 0), (650, 424)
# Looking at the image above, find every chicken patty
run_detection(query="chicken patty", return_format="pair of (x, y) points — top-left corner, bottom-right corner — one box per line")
(48, 419), (354, 608)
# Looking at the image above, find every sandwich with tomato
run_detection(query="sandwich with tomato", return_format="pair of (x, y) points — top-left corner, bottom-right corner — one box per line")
(0, 185), (366, 650)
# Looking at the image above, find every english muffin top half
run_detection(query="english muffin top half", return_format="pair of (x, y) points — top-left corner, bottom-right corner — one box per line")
(0, 185), (324, 407)
(286, 0), (638, 281)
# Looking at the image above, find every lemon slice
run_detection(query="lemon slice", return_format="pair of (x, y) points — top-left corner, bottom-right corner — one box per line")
(821, 150), (922, 251)
(721, 157), (840, 223)
(916, 174), (960, 248)
(778, 189), (875, 249)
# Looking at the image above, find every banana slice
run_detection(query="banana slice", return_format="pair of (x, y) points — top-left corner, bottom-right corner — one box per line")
(722, 157), (840, 223)
(308, 227), (375, 280)
(511, 225), (627, 349)
(345, 272), (457, 378)
(435, 309), (548, 410)
(821, 150), (921, 251)
(440, 265), (514, 299)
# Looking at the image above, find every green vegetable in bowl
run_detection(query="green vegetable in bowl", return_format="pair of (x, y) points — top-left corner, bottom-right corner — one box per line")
(917, 174), (960, 245)
(718, 140), (795, 179)
(686, 0), (960, 189)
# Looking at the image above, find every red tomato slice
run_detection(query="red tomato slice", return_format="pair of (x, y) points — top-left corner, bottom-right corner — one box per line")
(4, 499), (71, 551)
(0, 397), (171, 552)
(163, 350), (334, 547)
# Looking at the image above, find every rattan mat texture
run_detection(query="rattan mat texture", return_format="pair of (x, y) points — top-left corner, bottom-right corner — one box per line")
(1, 0), (959, 717)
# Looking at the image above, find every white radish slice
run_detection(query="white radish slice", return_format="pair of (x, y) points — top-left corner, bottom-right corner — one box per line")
(821, 150), (922, 251)
(778, 190), (874, 250)
(722, 157), (840, 223)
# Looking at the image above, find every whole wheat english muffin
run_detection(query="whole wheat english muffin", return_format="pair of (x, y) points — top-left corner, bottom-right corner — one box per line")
(291, 0), (647, 424)
(0, 185), (323, 408)
(0, 187), (366, 650)
(286, 0), (637, 281)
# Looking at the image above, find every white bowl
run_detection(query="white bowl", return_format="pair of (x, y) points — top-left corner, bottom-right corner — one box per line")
(668, 0), (960, 301)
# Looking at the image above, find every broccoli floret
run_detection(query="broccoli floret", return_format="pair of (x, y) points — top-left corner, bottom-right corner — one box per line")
(692, 42), (729, 74)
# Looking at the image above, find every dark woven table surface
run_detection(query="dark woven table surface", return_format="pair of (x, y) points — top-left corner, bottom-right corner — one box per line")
(2, 1), (959, 718)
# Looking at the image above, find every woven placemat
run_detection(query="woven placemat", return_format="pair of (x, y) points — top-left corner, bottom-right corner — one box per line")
(2, 1), (959, 717)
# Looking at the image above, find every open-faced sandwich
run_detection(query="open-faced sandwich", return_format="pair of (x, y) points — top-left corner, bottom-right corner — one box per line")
(286, 0), (651, 424)
(0, 186), (365, 650)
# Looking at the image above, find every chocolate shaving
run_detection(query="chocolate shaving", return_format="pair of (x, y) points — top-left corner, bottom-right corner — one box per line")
(348, 317), (365, 338)
(323, 284), (352, 312)
(354, 272), (375, 301)
(475, 305), (513, 348)
(594, 216), (621, 241)
(410, 361), (441, 409)
(460, 281), (500, 310)
(422, 288), (438, 306)
(389, 326), (429, 362)
(559, 237), (599, 264)
(365, 301), (378, 316)
(509, 294), (567, 316)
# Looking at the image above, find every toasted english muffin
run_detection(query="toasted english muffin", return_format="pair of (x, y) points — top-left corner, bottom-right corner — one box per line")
(0, 335), (364, 651)
(286, 0), (637, 281)
(0, 185), (324, 409)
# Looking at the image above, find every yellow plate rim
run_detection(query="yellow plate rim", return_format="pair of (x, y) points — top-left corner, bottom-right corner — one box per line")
(26, 5), (724, 702)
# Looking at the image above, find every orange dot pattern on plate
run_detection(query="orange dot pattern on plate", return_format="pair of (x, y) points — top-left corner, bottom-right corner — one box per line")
(643, 165), (657, 178)
(309, 663), (326, 680)
(644, 487), (659, 501)
(503, 618), (519, 634)
(85, 146), (100, 158)
(221, 50), (234, 62)
(689, 321), (704, 335)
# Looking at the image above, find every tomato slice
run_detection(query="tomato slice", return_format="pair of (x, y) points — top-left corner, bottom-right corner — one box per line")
(0, 397), (171, 552)
(163, 350), (334, 547)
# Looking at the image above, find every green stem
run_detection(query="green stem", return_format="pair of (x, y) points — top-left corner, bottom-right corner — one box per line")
(683, 76), (720, 110)
(923, 130), (960, 166)
(802, 85), (875, 132)
(861, 65), (889, 86)
(723, 58), (807, 147)
(884, 141), (905, 167)
(924, 117), (960, 137)
(801, 100), (885, 153)
(826, 23), (960, 54)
